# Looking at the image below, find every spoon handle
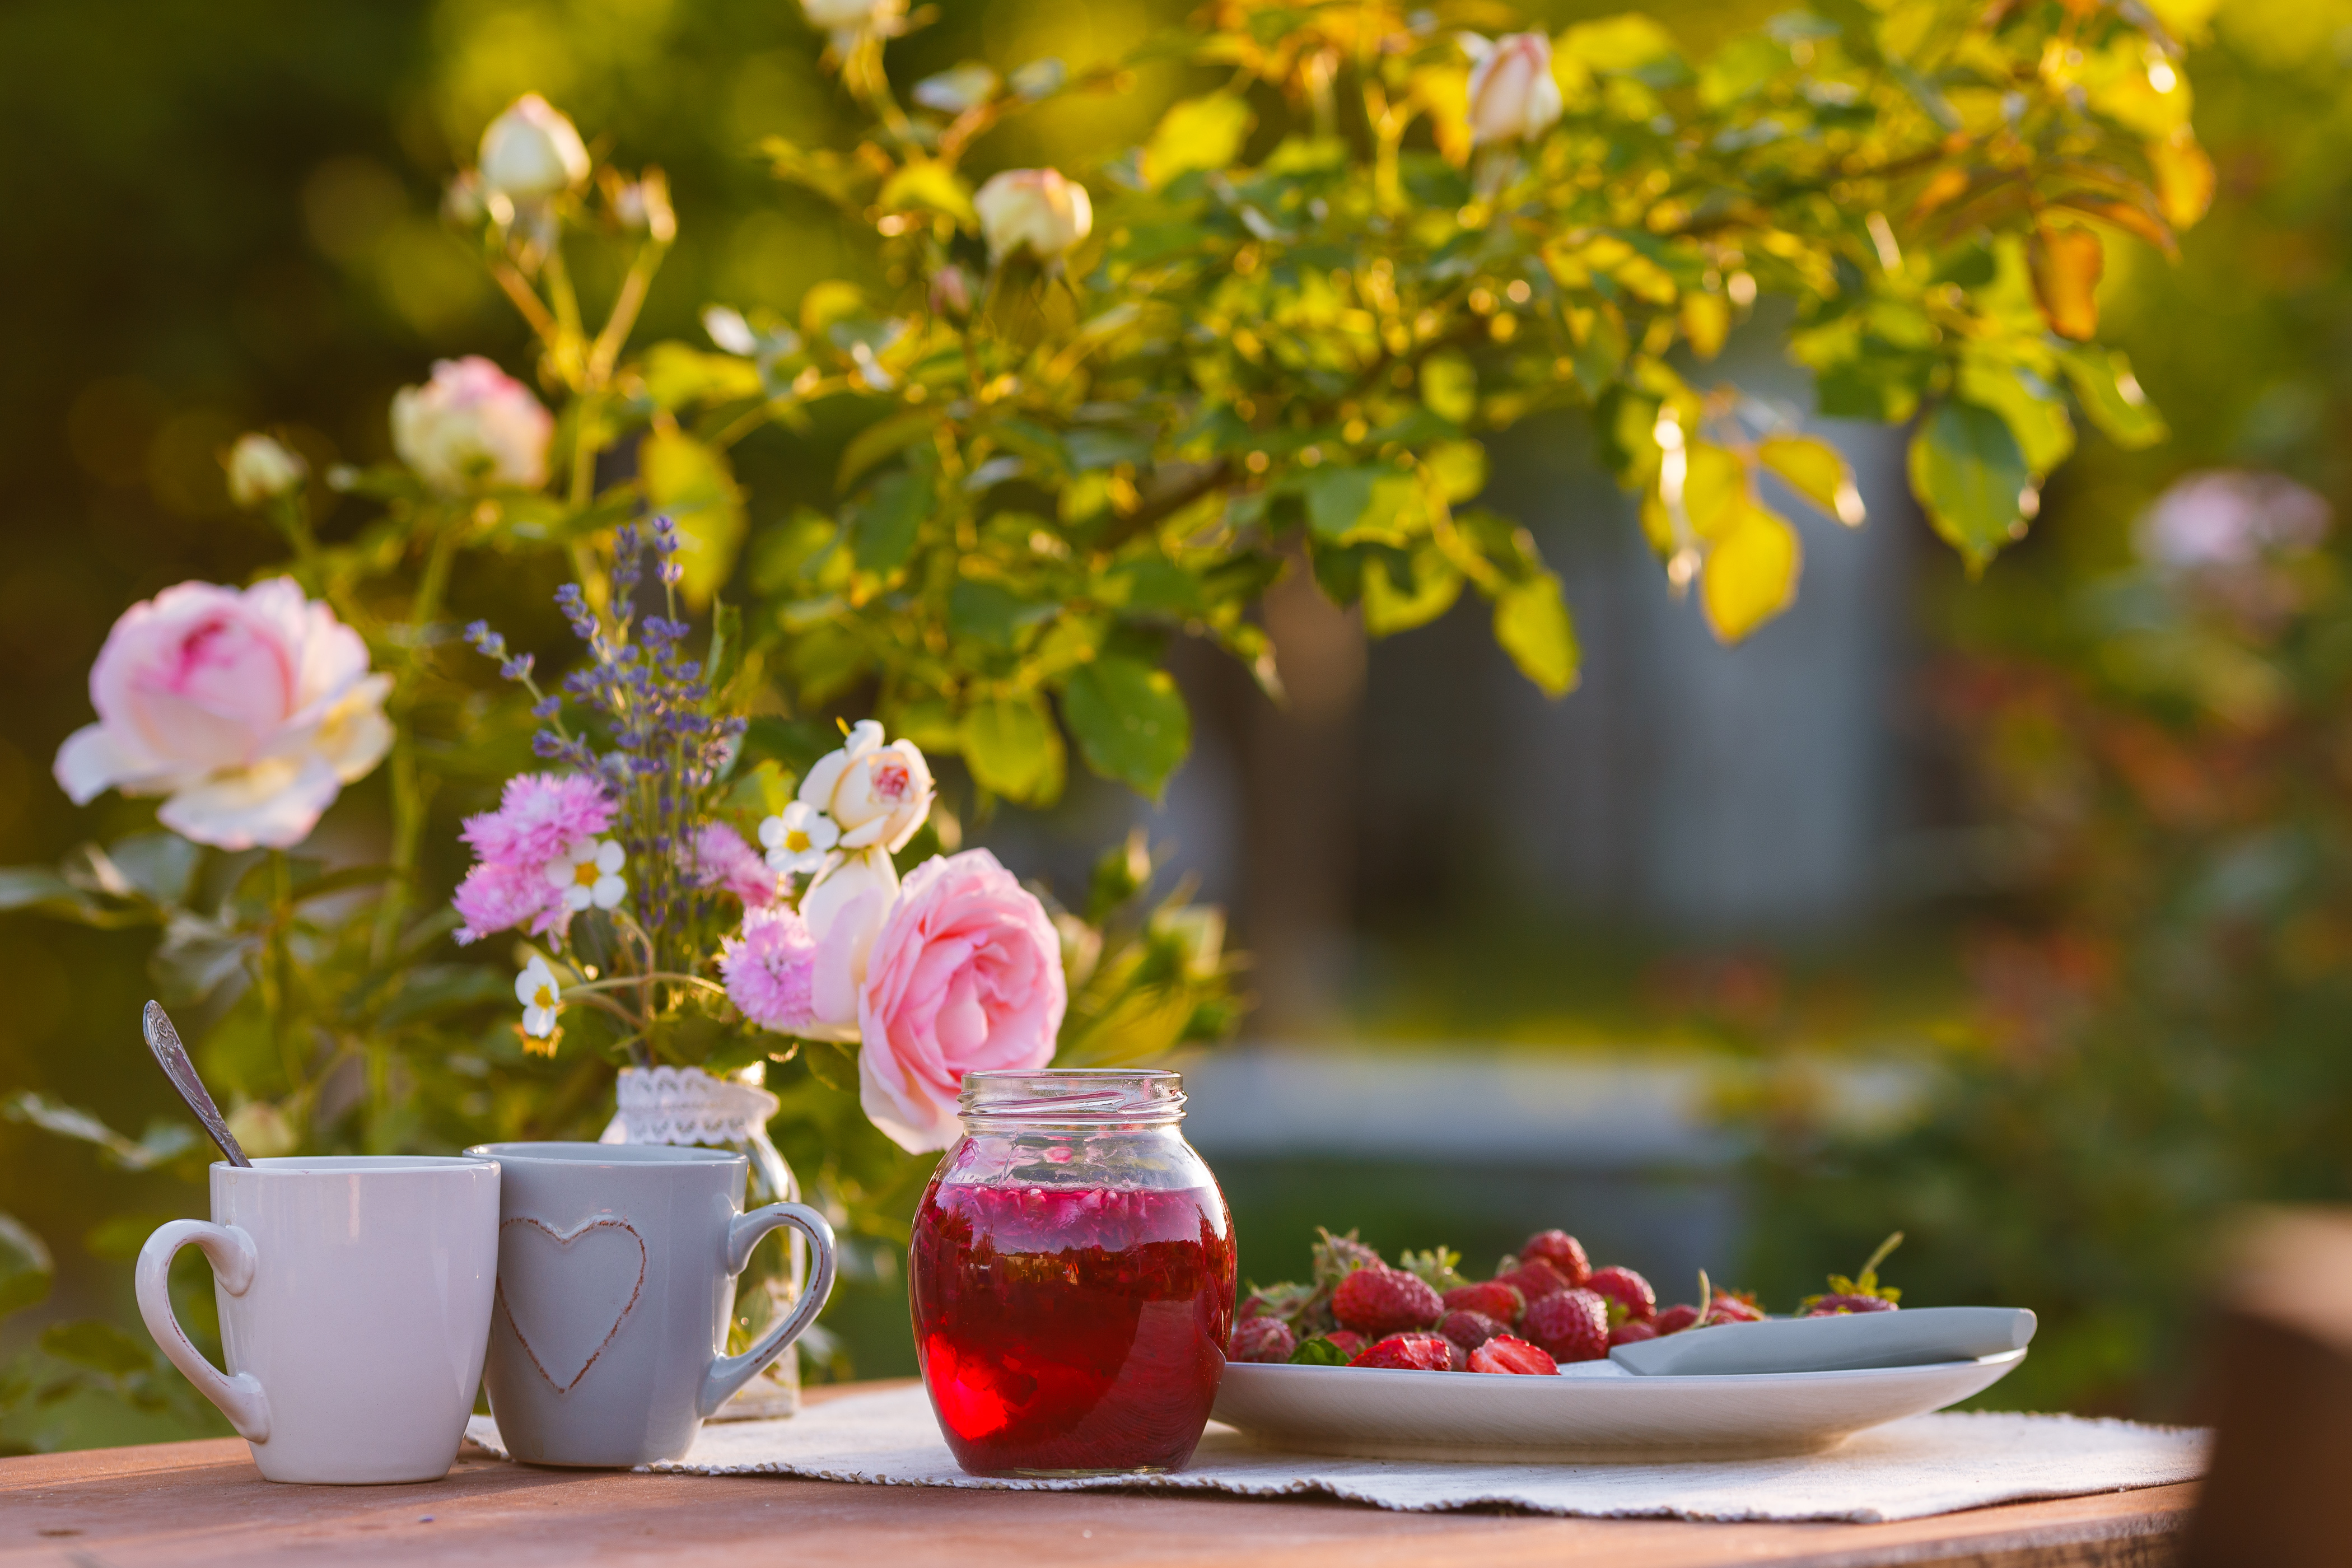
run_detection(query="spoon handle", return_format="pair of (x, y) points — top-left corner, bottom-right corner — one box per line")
(142, 1001), (251, 1168)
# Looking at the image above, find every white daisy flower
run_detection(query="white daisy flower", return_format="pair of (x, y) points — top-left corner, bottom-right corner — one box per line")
(515, 955), (563, 1038)
(545, 838), (627, 912)
(759, 802), (839, 877)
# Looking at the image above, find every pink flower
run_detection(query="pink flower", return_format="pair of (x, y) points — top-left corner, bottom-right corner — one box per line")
(856, 850), (1066, 1153)
(683, 821), (779, 908)
(461, 773), (615, 867)
(452, 860), (566, 945)
(53, 578), (391, 850)
(390, 356), (552, 494)
(1467, 32), (1564, 146)
(722, 906), (819, 1034)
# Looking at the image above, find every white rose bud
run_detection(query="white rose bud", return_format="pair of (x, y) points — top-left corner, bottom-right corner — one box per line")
(974, 168), (1093, 265)
(797, 720), (936, 853)
(801, 0), (901, 31)
(1467, 32), (1564, 146)
(477, 94), (591, 200)
(390, 356), (554, 494)
(223, 433), (306, 509)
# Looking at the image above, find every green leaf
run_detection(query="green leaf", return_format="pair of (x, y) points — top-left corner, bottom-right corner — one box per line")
(837, 408), (937, 492)
(1909, 400), (2032, 573)
(40, 1320), (153, 1378)
(2057, 346), (2168, 450)
(949, 580), (1053, 650)
(852, 468), (933, 573)
(1701, 502), (1803, 643)
(1957, 362), (2074, 476)
(1062, 656), (1192, 797)
(1142, 93), (1254, 189)
(1492, 573), (1580, 697)
(1560, 14), (1691, 88)
(640, 428), (746, 609)
(1363, 545), (1464, 637)
(1757, 436), (1865, 526)
(1287, 1334), (1351, 1366)
(0, 1211), (53, 1319)
(960, 694), (1067, 806)
(1304, 465), (1418, 544)
(1425, 441), (1486, 503)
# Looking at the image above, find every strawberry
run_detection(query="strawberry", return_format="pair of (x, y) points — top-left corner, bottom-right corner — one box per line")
(1703, 1291), (1765, 1325)
(1468, 1335), (1560, 1375)
(1323, 1330), (1365, 1359)
(1445, 1336), (1468, 1371)
(1438, 1309), (1506, 1352)
(1518, 1230), (1592, 1287)
(1495, 1259), (1572, 1303)
(1442, 1281), (1526, 1324)
(1231, 1316), (1296, 1363)
(1799, 1232), (1905, 1317)
(1653, 1303), (1700, 1334)
(1523, 1286), (1610, 1362)
(1349, 1332), (1454, 1371)
(1609, 1319), (1658, 1347)
(1332, 1264), (1445, 1336)
(1585, 1265), (1656, 1323)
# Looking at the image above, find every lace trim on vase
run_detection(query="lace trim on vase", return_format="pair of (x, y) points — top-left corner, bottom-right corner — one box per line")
(598, 1065), (782, 1148)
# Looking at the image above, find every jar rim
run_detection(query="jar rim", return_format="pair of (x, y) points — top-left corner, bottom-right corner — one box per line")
(958, 1067), (1185, 1126)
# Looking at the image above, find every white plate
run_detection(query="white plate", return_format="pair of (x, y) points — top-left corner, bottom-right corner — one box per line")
(1210, 1350), (2027, 1463)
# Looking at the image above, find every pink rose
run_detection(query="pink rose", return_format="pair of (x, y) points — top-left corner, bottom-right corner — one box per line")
(53, 578), (391, 850)
(390, 356), (552, 494)
(856, 849), (1066, 1152)
(1467, 32), (1563, 146)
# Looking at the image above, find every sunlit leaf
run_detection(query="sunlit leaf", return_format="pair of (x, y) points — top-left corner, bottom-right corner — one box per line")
(1143, 94), (1254, 190)
(1701, 503), (1802, 643)
(2028, 223), (2103, 340)
(1362, 545), (1463, 637)
(1062, 657), (1191, 797)
(641, 342), (764, 410)
(1560, 15), (1690, 88)
(912, 62), (999, 114)
(2057, 346), (2169, 450)
(1758, 436), (1864, 526)
(2150, 130), (2215, 228)
(1909, 401), (2032, 573)
(960, 694), (1067, 806)
(1492, 573), (1579, 697)
(876, 160), (976, 226)
(1958, 362), (2075, 477)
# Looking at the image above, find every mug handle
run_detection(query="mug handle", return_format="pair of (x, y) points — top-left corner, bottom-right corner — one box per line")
(698, 1202), (838, 1418)
(135, 1220), (272, 1443)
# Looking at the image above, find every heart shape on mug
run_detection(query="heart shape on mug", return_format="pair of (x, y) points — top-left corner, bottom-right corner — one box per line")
(496, 1216), (647, 1393)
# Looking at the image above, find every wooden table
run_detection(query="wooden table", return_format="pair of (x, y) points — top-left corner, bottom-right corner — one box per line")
(0, 1383), (2194, 1567)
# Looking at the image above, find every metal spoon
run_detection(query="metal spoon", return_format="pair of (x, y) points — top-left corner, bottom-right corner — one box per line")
(141, 1000), (250, 1168)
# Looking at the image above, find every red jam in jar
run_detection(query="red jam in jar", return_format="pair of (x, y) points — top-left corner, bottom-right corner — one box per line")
(910, 1069), (1235, 1476)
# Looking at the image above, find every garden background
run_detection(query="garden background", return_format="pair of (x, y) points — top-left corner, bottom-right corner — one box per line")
(3, 0), (2348, 1448)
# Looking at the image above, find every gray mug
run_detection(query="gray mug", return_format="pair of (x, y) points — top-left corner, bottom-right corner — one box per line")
(465, 1141), (836, 1467)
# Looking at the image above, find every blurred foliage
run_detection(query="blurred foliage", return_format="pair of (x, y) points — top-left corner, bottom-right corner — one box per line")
(1752, 0), (2352, 1418)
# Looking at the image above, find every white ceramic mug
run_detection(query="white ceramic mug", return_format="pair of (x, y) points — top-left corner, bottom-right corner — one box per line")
(135, 1155), (501, 1484)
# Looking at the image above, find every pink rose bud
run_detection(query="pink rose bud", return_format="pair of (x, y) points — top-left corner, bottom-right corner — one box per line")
(856, 850), (1067, 1152)
(1467, 32), (1564, 147)
(391, 356), (553, 495)
(974, 169), (1093, 264)
(53, 579), (391, 850)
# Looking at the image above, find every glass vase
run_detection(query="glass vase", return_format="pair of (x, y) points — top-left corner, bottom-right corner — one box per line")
(600, 1063), (804, 1420)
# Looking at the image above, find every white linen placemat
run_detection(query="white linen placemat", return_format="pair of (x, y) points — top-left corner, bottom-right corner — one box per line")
(464, 1383), (2206, 1524)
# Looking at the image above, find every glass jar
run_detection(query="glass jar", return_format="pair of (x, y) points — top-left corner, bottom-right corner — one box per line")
(909, 1068), (1235, 1477)
(600, 1063), (805, 1421)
